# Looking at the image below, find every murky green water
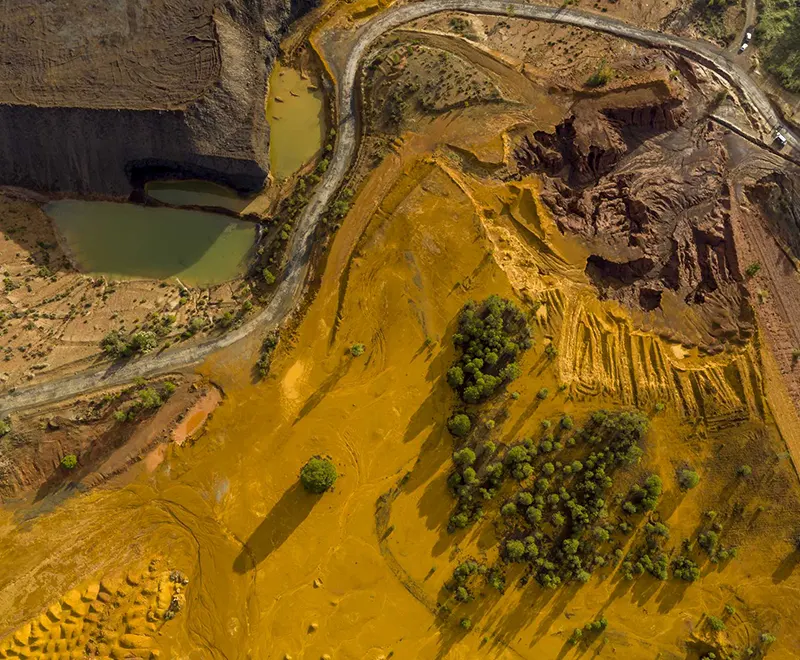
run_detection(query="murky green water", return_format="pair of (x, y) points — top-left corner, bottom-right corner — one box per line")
(46, 201), (256, 286)
(266, 64), (326, 180)
(145, 180), (253, 213)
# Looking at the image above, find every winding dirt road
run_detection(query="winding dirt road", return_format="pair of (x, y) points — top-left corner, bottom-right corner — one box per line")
(1, 0), (797, 416)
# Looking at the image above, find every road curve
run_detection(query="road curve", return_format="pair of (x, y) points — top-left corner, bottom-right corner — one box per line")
(1, 0), (796, 415)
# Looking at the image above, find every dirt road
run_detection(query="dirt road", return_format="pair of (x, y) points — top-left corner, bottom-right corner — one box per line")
(2, 0), (797, 416)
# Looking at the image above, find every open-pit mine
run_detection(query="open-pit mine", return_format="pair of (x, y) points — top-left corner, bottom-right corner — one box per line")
(0, 0), (799, 659)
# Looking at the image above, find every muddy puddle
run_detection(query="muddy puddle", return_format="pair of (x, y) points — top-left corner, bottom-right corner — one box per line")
(266, 63), (326, 180)
(45, 200), (256, 286)
(144, 180), (254, 213)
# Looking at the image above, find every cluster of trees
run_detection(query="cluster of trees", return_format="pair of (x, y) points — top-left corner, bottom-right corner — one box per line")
(446, 408), (653, 588)
(446, 296), (531, 404)
(256, 331), (280, 379)
(101, 329), (158, 358)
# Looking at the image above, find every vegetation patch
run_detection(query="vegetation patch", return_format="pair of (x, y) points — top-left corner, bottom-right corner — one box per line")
(446, 295), (531, 404)
(757, 0), (800, 93)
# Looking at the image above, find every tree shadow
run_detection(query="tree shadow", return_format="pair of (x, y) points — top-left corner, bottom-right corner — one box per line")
(293, 357), (352, 425)
(772, 550), (800, 583)
(232, 482), (318, 573)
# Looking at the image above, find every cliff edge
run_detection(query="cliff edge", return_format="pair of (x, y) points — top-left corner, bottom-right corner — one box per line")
(0, 0), (314, 196)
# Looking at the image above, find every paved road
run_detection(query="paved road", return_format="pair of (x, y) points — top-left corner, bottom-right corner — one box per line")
(1, 0), (797, 416)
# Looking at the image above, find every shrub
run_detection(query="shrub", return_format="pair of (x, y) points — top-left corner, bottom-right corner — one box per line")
(537, 388), (549, 400)
(760, 633), (777, 644)
(737, 464), (752, 477)
(586, 59), (614, 87)
(672, 555), (700, 582)
(350, 343), (366, 357)
(460, 618), (472, 630)
(262, 268), (276, 285)
(61, 454), (78, 469)
(113, 410), (128, 422)
(300, 457), (338, 494)
(162, 381), (177, 396)
(560, 415), (574, 430)
(130, 330), (157, 354)
(544, 343), (558, 360)
(101, 330), (130, 358)
(0, 420), (9, 436)
(745, 262), (761, 277)
(707, 616), (726, 632)
(448, 414), (471, 437)
(678, 469), (700, 490)
(138, 387), (163, 409)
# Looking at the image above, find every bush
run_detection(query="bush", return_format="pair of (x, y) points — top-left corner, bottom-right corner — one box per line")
(130, 330), (158, 354)
(262, 268), (276, 285)
(300, 457), (338, 494)
(0, 420), (10, 436)
(138, 387), (163, 410)
(537, 388), (549, 400)
(101, 330), (130, 358)
(448, 414), (471, 437)
(586, 59), (614, 87)
(707, 616), (726, 632)
(678, 469), (700, 490)
(745, 262), (761, 278)
(737, 464), (752, 477)
(350, 343), (366, 357)
(460, 618), (472, 630)
(61, 454), (78, 470)
(672, 555), (700, 582)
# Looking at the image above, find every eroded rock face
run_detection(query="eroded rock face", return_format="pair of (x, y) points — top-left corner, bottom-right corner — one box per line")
(0, 0), (317, 196)
(515, 91), (753, 347)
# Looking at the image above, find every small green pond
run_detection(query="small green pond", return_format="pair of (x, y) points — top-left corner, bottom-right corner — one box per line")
(267, 64), (326, 180)
(145, 180), (253, 213)
(46, 201), (256, 286)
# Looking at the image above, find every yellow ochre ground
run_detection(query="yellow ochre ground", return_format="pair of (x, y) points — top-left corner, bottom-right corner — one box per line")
(1, 119), (800, 658)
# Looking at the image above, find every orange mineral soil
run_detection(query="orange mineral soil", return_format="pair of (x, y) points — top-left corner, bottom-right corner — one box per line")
(2, 139), (800, 658)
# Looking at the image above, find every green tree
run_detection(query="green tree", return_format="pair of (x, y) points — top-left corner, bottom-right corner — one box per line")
(300, 457), (338, 494)
(678, 469), (700, 490)
(448, 414), (471, 437)
(61, 454), (78, 470)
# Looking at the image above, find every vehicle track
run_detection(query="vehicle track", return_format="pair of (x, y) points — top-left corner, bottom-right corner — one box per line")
(1, 0), (796, 416)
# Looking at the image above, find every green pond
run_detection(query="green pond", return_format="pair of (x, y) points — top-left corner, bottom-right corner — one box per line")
(144, 180), (253, 213)
(266, 63), (326, 180)
(46, 201), (256, 286)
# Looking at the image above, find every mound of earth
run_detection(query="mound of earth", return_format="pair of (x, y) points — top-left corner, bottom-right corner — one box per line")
(515, 85), (754, 348)
(0, 0), (315, 196)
